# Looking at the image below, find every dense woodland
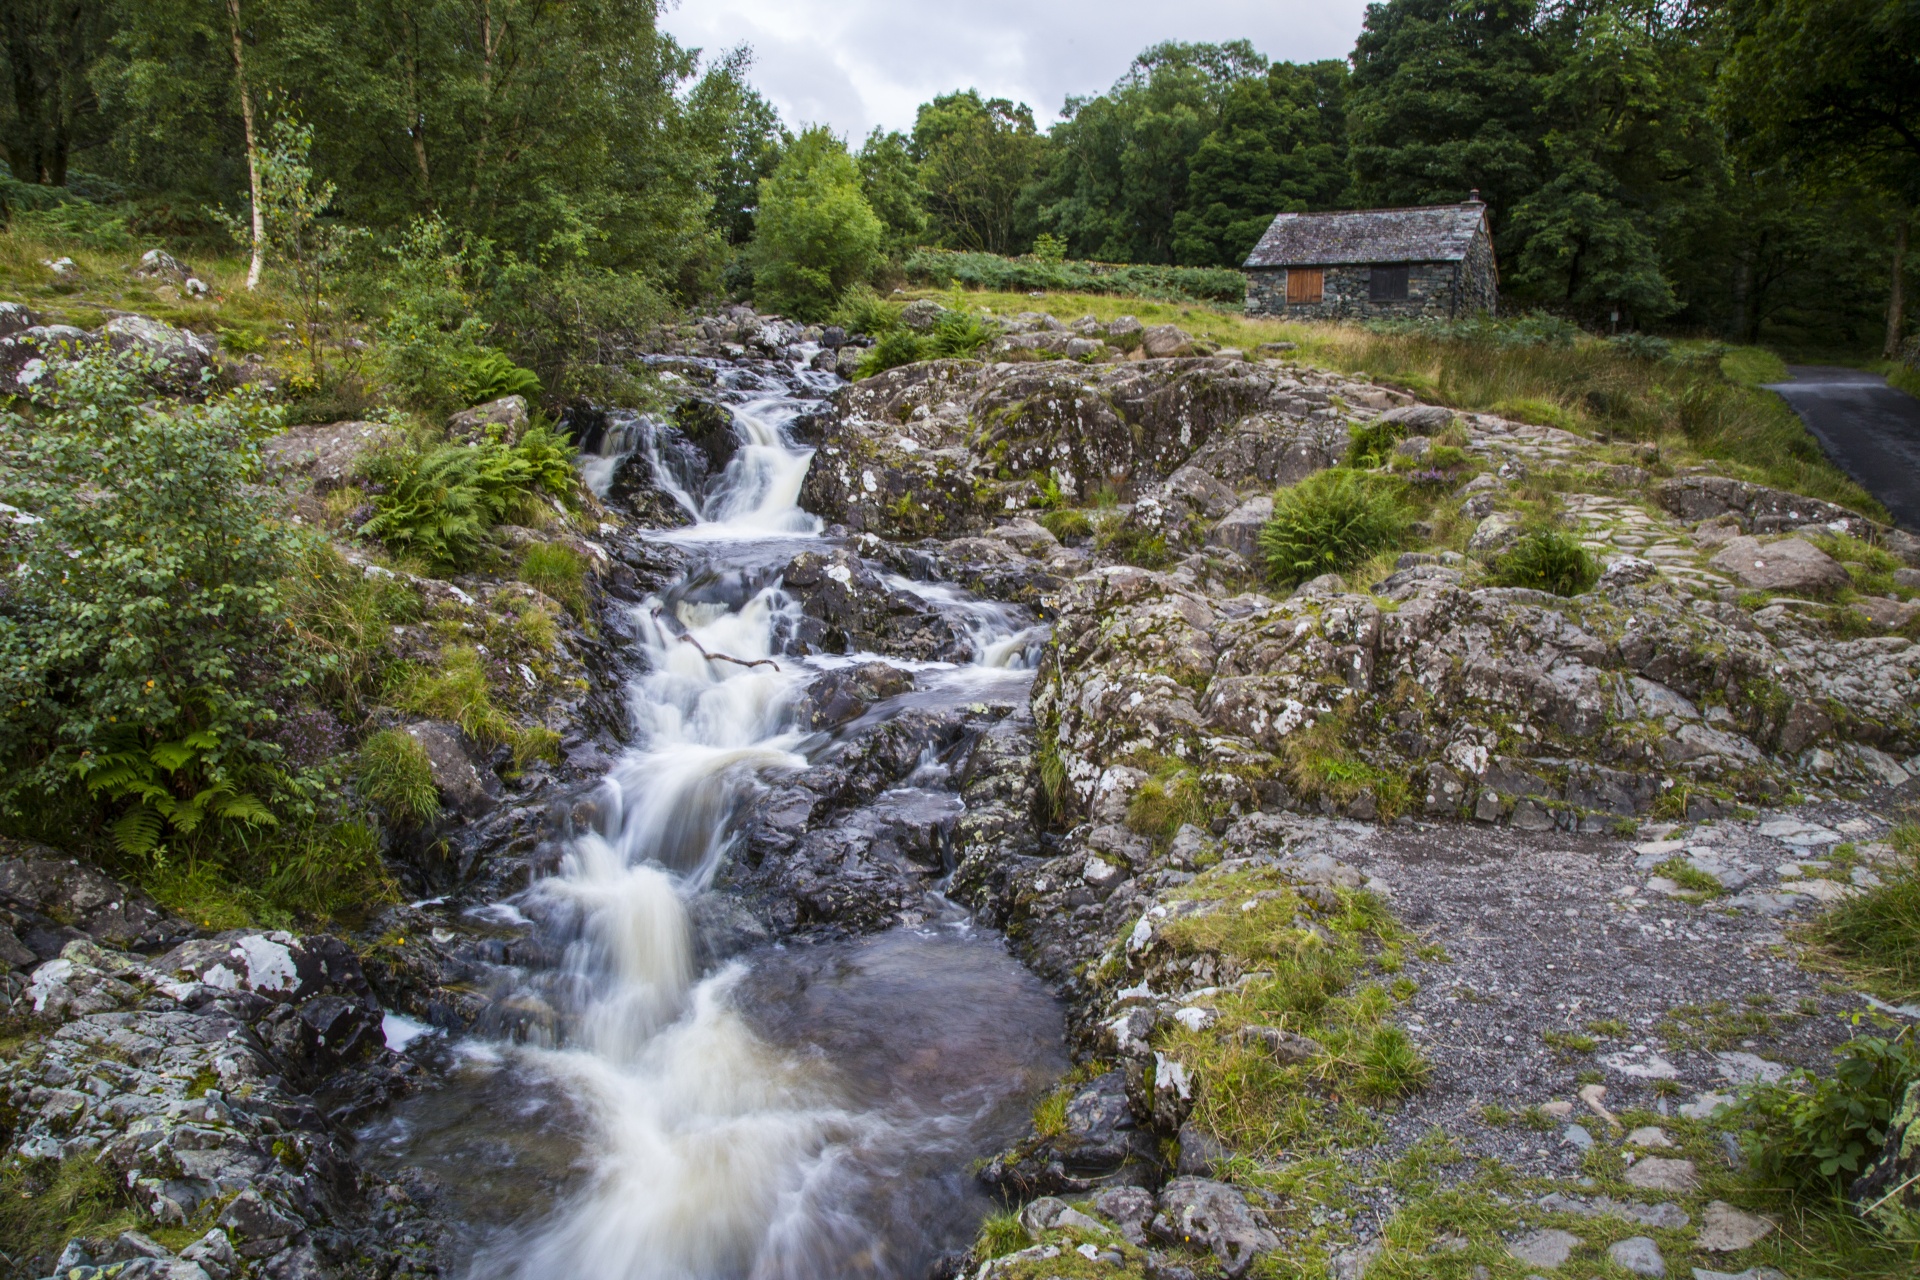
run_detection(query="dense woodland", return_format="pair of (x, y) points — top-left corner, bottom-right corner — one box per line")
(1, 0), (1916, 354)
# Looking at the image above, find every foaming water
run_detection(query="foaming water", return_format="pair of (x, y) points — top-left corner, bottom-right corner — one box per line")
(371, 349), (1063, 1280)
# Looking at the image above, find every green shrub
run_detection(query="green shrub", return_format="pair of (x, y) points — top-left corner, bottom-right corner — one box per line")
(9, 199), (134, 250)
(1735, 1031), (1920, 1191)
(264, 817), (397, 922)
(0, 352), (300, 858)
(1346, 419), (1406, 468)
(520, 541), (590, 618)
(1040, 508), (1094, 540)
(357, 730), (439, 825)
(1609, 332), (1674, 361)
(925, 309), (994, 359)
(459, 347), (542, 403)
(855, 329), (928, 379)
(751, 128), (885, 322)
(1258, 469), (1410, 586)
(1813, 824), (1920, 1002)
(829, 285), (902, 336)
(1495, 529), (1600, 596)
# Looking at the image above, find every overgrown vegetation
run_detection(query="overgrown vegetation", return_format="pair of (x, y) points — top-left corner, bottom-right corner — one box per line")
(903, 248), (1245, 304)
(357, 424), (576, 572)
(1734, 1028), (1919, 1194)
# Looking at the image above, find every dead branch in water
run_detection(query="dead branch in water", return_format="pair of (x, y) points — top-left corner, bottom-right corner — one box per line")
(651, 607), (781, 671)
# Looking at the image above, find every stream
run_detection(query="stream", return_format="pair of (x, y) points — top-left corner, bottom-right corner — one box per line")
(362, 350), (1067, 1278)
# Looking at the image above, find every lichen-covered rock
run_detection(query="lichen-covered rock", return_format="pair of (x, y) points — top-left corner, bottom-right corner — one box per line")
(446, 393), (530, 442)
(101, 315), (216, 392)
(800, 357), (1373, 539)
(261, 420), (401, 494)
(1853, 1079), (1920, 1228)
(1659, 475), (1878, 537)
(1708, 535), (1850, 592)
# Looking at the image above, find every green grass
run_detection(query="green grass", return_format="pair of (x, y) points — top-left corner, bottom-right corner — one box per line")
(519, 541), (591, 619)
(0, 1153), (145, 1276)
(357, 729), (441, 825)
(1125, 758), (1214, 842)
(1039, 507), (1094, 540)
(1810, 822), (1920, 1003)
(1654, 856), (1729, 900)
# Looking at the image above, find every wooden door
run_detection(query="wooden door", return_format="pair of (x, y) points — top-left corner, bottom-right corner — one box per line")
(1286, 268), (1324, 304)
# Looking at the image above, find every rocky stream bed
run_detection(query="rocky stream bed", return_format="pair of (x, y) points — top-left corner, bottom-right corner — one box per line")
(2, 304), (1918, 1280)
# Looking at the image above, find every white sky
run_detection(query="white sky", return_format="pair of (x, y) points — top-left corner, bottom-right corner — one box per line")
(660, 1), (1375, 139)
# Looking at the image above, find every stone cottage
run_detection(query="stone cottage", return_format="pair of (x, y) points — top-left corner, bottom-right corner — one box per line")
(1243, 194), (1498, 321)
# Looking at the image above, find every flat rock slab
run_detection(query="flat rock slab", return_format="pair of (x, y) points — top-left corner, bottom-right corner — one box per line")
(1509, 1228), (1581, 1269)
(1696, 1201), (1776, 1252)
(1624, 1157), (1699, 1193)
(1707, 535), (1848, 591)
(1609, 1236), (1667, 1277)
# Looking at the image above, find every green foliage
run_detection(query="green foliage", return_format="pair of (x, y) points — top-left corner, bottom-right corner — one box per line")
(829, 285), (903, 337)
(1609, 332), (1675, 362)
(357, 427), (575, 571)
(913, 90), (1045, 254)
(8, 199), (133, 250)
(520, 541), (591, 619)
(750, 127), (885, 322)
(0, 352), (302, 858)
(1357, 1023), (1432, 1099)
(855, 128), (927, 255)
(0, 1153), (142, 1277)
(387, 645), (555, 768)
(904, 248), (1245, 304)
(1259, 468), (1410, 586)
(975, 1212), (1031, 1260)
(462, 348), (543, 403)
(854, 329), (929, 379)
(1735, 1030), (1920, 1190)
(1346, 418), (1407, 469)
(357, 730), (439, 826)
(1494, 529), (1600, 596)
(1813, 824), (1920, 1002)
(1126, 760), (1213, 841)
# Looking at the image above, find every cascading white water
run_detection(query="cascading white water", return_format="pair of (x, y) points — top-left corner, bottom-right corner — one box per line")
(450, 353), (1054, 1280)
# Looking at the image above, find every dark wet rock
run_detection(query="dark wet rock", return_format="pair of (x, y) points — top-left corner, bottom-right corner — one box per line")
(981, 1069), (1162, 1196)
(673, 397), (739, 474)
(0, 841), (188, 958)
(447, 394), (530, 443)
(1150, 1177), (1280, 1277)
(1659, 475), (1878, 538)
(803, 661), (914, 729)
(402, 720), (501, 818)
(1853, 1078), (1920, 1226)
(0, 299), (38, 336)
(779, 548), (971, 661)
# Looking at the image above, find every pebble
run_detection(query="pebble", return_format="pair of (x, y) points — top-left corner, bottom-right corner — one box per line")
(1625, 1125), (1673, 1148)
(1561, 1124), (1593, 1151)
(1679, 1091), (1733, 1120)
(1540, 1100), (1574, 1119)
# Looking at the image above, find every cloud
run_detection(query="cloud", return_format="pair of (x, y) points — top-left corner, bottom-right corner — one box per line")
(659, 0), (1372, 139)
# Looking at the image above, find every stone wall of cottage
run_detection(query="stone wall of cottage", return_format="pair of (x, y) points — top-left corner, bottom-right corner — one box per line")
(1246, 227), (1500, 321)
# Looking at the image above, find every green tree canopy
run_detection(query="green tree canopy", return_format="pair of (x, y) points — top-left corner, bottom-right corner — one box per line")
(913, 90), (1044, 254)
(750, 126), (883, 321)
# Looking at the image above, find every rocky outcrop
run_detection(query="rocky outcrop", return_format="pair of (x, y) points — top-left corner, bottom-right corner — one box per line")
(800, 357), (1376, 539)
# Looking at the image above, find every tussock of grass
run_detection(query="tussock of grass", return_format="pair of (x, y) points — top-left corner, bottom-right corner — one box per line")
(1039, 507), (1093, 541)
(1125, 759), (1213, 841)
(1811, 822), (1920, 1002)
(358, 729), (440, 825)
(0, 1152), (144, 1275)
(1494, 529), (1601, 596)
(519, 541), (591, 619)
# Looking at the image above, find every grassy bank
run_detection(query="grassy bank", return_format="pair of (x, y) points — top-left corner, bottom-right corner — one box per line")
(926, 286), (1882, 518)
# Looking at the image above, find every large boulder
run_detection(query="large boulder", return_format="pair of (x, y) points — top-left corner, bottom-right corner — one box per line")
(1659, 475), (1876, 538)
(1708, 536), (1850, 592)
(0, 841), (188, 960)
(1208, 496), (1274, 561)
(402, 720), (500, 818)
(1150, 1177), (1280, 1277)
(260, 419), (401, 493)
(1141, 324), (1199, 358)
(447, 393), (530, 443)
(0, 323), (91, 394)
(102, 315), (216, 391)
(0, 300), (38, 337)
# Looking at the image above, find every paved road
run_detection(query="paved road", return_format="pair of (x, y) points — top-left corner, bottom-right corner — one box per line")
(1766, 365), (1920, 531)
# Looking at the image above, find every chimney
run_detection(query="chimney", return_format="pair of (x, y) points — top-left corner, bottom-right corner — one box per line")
(1466, 188), (1485, 205)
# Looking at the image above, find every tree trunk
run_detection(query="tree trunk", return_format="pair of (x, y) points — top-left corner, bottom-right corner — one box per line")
(225, 0), (265, 291)
(1886, 214), (1910, 361)
(468, 0), (497, 208)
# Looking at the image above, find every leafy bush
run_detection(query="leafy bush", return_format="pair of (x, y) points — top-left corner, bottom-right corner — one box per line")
(1346, 418), (1407, 469)
(357, 730), (439, 826)
(1495, 529), (1601, 596)
(459, 347), (543, 403)
(855, 329), (929, 379)
(0, 352), (301, 857)
(1258, 469), (1410, 586)
(1735, 1031), (1920, 1190)
(904, 247), (1244, 304)
(829, 285), (901, 337)
(1040, 508), (1093, 540)
(751, 128), (885, 322)
(10, 199), (135, 250)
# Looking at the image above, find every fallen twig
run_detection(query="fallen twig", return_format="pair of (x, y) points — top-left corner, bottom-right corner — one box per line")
(652, 607), (780, 671)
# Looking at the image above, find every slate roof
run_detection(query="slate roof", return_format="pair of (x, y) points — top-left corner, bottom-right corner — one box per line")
(1244, 202), (1488, 268)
